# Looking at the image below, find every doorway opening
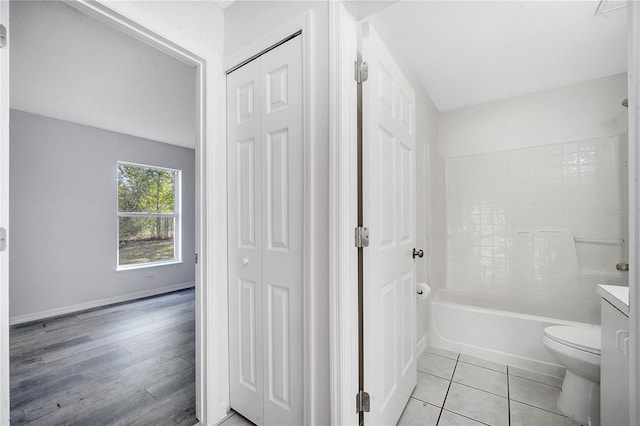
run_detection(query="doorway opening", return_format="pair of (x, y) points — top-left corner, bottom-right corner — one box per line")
(6, 0), (207, 423)
(330, 2), (632, 425)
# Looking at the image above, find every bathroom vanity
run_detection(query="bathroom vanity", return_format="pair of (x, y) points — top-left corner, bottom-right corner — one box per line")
(597, 284), (629, 426)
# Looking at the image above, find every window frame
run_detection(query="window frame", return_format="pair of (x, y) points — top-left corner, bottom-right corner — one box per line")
(116, 161), (182, 271)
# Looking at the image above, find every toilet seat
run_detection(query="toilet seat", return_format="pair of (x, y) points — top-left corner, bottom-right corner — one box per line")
(544, 325), (601, 355)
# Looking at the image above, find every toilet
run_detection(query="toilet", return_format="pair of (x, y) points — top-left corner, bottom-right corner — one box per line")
(542, 325), (601, 426)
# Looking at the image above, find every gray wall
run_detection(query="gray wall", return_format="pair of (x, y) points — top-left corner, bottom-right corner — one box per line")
(9, 110), (195, 323)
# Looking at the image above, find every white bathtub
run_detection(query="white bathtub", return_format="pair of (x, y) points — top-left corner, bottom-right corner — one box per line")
(428, 289), (597, 377)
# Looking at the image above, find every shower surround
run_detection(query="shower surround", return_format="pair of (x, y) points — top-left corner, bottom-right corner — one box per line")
(429, 134), (627, 373)
(446, 135), (627, 324)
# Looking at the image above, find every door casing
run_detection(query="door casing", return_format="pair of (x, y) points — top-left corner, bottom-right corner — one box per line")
(327, 3), (359, 425)
(0, 1), (223, 423)
(0, 0), (10, 420)
(627, 2), (640, 424)
(224, 11), (315, 425)
(327, 3), (640, 426)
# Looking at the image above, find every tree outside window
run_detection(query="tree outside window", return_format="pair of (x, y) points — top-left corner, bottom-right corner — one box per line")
(117, 162), (181, 268)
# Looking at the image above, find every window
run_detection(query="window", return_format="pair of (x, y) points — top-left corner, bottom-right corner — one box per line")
(117, 162), (181, 269)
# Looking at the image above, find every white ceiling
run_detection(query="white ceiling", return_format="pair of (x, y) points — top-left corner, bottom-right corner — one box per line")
(376, 1), (628, 112)
(10, 0), (196, 149)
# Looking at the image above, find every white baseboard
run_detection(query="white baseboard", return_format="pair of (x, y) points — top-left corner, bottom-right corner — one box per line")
(10, 281), (195, 325)
(428, 329), (566, 378)
(417, 334), (427, 357)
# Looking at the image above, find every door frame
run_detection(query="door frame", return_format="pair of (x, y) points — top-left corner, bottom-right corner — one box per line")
(327, 2), (640, 426)
(0, 0), (9, 420)
(628, 1), (640, 424)
(223, 11), (315, 425)
(0, 1), (227, 424)
(328, 3), (359, 425)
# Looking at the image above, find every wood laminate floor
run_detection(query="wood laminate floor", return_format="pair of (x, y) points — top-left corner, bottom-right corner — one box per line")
(10, 289), (197, 425)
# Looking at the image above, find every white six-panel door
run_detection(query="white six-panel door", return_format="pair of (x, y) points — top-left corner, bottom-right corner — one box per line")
(228, 56), (264, 424)
(227, 36), (303, 426)
(362, 22), (417, 426)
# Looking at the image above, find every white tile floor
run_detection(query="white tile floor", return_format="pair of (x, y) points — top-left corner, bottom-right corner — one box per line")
(216, 346), (583, 426)
(399, 346), (583, 426)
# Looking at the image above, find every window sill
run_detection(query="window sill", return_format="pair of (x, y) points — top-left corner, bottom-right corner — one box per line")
(117, 260), (183, 272)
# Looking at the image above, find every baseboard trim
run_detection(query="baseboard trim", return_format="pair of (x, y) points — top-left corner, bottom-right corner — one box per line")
(417, 334), (427, 357)
(9, 281), (195, 325)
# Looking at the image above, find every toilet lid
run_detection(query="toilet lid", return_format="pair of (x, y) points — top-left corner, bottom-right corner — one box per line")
(544, 325), (601, 355)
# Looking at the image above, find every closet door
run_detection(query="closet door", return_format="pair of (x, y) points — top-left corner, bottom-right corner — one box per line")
(260, 36), (303, 426)
(228, 35), (303, 426)
(228, 58), (264, 425)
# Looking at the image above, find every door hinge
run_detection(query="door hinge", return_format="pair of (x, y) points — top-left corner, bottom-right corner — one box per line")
(0, 228), (6, 252)
(355, 226), (369, 248)
(356, 390), (370, 413)
(0, 25), (6, 49)
(195, 253), (198, 264)
(354, 60), (368, 84)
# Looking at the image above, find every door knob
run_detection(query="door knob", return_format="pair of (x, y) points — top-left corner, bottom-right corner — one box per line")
(412, 248), (424, 259)
(616, 263), (629, 272)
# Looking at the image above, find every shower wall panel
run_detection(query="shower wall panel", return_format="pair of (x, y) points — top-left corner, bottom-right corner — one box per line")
(446, 135), (627, 324)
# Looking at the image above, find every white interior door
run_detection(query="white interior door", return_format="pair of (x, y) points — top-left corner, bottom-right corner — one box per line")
(0, 1), (9, 422)
(227, 35), (303, 426)
(361, 22), (417, 426)
(228, 57), (264, 425)
(258, 36), (303, 426)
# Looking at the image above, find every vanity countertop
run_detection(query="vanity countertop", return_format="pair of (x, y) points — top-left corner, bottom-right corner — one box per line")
(597, 284), (629, 316)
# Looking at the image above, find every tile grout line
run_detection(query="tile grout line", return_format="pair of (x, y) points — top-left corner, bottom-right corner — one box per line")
(449, 378), (508, 399)
(435, 353), (460, 426)
(508, 373), (562, 389)
(507, 367), (574, 419)
(509, 398), (575, 419)
(507, 366), (511, 426)
(456, 359), (507, 374)
(426, 349), (570, 425)
(440, 408), (493, 426)
(417, 369), (456, 382)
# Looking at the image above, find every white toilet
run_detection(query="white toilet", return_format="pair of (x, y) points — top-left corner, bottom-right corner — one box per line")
(542, 325), (601, 426)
